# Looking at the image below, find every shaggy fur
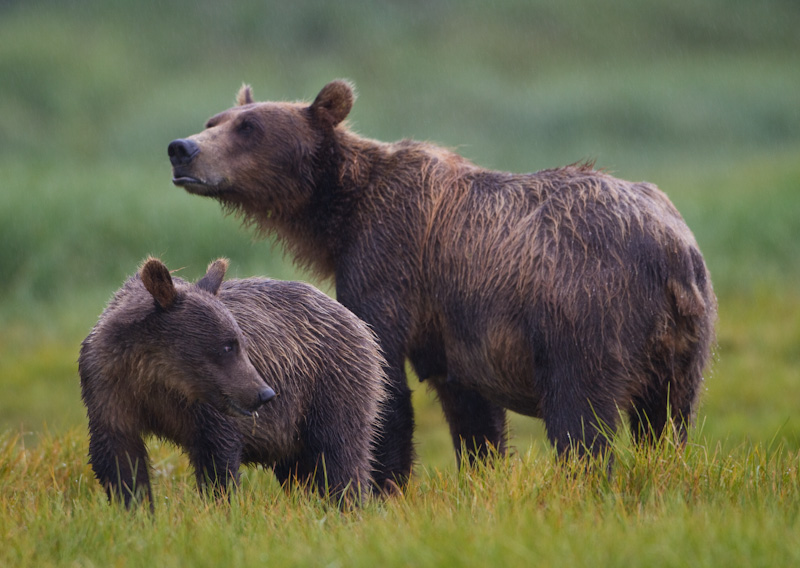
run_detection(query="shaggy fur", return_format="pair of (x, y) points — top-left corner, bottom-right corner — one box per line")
(79, 257), (387, 508)
(168, 80), (717, 489)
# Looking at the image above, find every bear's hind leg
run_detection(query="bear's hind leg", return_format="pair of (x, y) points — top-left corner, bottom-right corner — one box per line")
(629, 374), (673, 446)
(543, 398), (620, 460)
(541, 361), (621, 461)
(273, 439), (369, 505)
(301, 396), (377, 504)
(630, 366), (700, 448)
(632, 283), (713, 447)
(431, 379), (507, 466)
(273, 460), (313, 494)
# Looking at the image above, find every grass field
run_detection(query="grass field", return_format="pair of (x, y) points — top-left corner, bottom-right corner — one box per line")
(3, 429), (799, 567)
(1, 0), (799, 565)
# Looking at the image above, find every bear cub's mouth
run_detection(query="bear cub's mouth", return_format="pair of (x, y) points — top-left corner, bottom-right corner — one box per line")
(224, 398), (256, 418)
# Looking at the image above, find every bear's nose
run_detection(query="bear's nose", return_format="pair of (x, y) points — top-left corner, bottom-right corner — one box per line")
(168, 139), (200, 166)
(258, 387), (276, 406)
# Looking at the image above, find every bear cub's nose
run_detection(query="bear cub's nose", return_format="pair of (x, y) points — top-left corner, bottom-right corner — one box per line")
(168, 139), (200, 166)
(258, 387), (276, 406)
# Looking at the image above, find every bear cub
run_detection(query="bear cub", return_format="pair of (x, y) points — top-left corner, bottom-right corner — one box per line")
(79, 257), (386, 508)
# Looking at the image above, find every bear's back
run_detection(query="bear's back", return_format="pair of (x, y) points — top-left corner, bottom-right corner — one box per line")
(218, 277), (385, 397)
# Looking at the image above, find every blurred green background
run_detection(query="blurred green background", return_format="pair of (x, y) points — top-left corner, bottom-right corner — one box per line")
(1, 0), (798, 468)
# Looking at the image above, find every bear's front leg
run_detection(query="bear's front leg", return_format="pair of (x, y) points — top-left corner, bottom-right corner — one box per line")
(373, 369), (415, 492)
(335, 279), (416, 493)
(187, 405), (244, 499)
(87, 423), (153, 510)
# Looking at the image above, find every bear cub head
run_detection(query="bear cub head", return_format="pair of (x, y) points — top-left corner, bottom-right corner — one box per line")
(83, 257), (275, 419)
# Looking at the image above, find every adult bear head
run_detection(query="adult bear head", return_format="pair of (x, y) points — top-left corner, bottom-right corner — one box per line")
(168, 80), (355, 225)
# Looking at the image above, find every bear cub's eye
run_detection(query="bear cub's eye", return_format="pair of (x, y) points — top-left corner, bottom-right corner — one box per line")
(221, 340), (238, 355)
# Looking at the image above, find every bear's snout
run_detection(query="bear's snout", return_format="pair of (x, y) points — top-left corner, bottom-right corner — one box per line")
(223, 384), (274, 417)
(258, 386), (276, 406)
(168, 138), (200, 167)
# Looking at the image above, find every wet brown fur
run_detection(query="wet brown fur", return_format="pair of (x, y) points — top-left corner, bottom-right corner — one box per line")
(169, 80), (717, 486)
(79, 257), (387, 508)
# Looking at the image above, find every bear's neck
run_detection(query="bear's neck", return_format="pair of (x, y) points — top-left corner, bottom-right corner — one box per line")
(266, 131), (369, 277)
(274, 129), (473, 281)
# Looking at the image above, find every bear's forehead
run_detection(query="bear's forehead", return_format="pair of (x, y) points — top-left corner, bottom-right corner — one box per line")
(206, 102), (306, 127)
(180, 292), (242, 327)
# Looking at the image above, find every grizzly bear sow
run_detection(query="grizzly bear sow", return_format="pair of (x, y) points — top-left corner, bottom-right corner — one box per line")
(79, 257), (386, 508)
(168, 80), (717, 488)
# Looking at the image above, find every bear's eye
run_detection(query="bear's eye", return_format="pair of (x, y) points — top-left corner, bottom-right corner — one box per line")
(221, 340), (238, 355)
(236, 119), (256, 137)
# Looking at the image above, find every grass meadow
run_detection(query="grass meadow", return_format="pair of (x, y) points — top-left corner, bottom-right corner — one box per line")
(1, 0), (799, 565)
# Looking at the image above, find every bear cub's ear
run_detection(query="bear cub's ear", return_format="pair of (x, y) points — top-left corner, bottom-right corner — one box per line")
(236, 84), (254, 106)
(196, 258), (229, 296)
(310, 80), (355, 128)
(141, 257), (178, 310)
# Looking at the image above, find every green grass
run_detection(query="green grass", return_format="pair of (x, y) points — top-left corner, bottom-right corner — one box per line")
(1, 0), (799, 565)
(2, 428), (799, 567)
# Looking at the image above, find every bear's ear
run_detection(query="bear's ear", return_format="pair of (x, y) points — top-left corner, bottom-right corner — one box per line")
(140, 257), (178, 310)
(236, 84), (254, 106)
(196, 258), (229, 296)
(310, 80), (355, 128)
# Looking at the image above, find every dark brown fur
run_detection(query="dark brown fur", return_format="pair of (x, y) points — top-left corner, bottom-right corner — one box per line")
(168, 81), (717, 487)
(79, 257), (386, 508)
